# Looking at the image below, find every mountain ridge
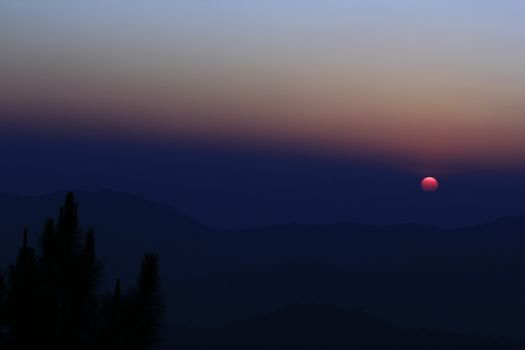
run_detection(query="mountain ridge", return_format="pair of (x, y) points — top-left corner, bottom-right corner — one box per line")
(2, 190), (525, 338)
(2, 189), (525, 233)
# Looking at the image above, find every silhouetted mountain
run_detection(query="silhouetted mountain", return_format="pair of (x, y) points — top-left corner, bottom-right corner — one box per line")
(0, 190), (208, 284)
(2, 191), (525, 341)
(173, 304), (521, 349)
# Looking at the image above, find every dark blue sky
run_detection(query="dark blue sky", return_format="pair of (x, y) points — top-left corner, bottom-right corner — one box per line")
(1, 128), (524, 229)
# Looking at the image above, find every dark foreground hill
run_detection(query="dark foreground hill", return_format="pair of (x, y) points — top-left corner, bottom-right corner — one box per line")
(2, 191), (525, 342)
(173, 304), (522, 350)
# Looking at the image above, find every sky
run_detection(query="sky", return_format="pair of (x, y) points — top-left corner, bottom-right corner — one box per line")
(1, 1), (525, 169)
(1, 1), (525, 227)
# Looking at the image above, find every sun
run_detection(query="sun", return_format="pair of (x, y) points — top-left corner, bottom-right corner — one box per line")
(421, 177), (439, 192)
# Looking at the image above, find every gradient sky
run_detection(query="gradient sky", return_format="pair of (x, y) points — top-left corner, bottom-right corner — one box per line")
(1, 1), (525, 170)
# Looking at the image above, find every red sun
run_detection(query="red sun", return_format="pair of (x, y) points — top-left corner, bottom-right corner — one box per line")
(421, 177), (439, 192)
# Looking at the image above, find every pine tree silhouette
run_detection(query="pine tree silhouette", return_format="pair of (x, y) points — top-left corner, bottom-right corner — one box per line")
(104, 254), (164, 350)
(0, 270), (6, 348)
(78, 228), (100, 339)
(0, 192), (163, 350)
(106, 278), (123, 347)
(6, 229), (40, 348)
(39, 218), (59, 346)
(0, 271), (5, 316)
(53, 193), (88, 348)
(133, 253), (163, 349)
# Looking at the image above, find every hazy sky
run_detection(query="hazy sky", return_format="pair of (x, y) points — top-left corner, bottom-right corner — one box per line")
(1, 1), (524, 170)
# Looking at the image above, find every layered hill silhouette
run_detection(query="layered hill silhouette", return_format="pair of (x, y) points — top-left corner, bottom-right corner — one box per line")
(1, 190), (525, 340)
(173, 304), (522, 349)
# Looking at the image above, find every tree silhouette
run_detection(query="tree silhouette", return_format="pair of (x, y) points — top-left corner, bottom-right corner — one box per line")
(101, 254), (164, 350)
(0, 192), (163, 350)
(5, 229), (40, 348)
(127, 254), (163, 349)
(0, 272), (5, 317)
(102, 278), (124, 348)
(0, 270), (6, 348)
